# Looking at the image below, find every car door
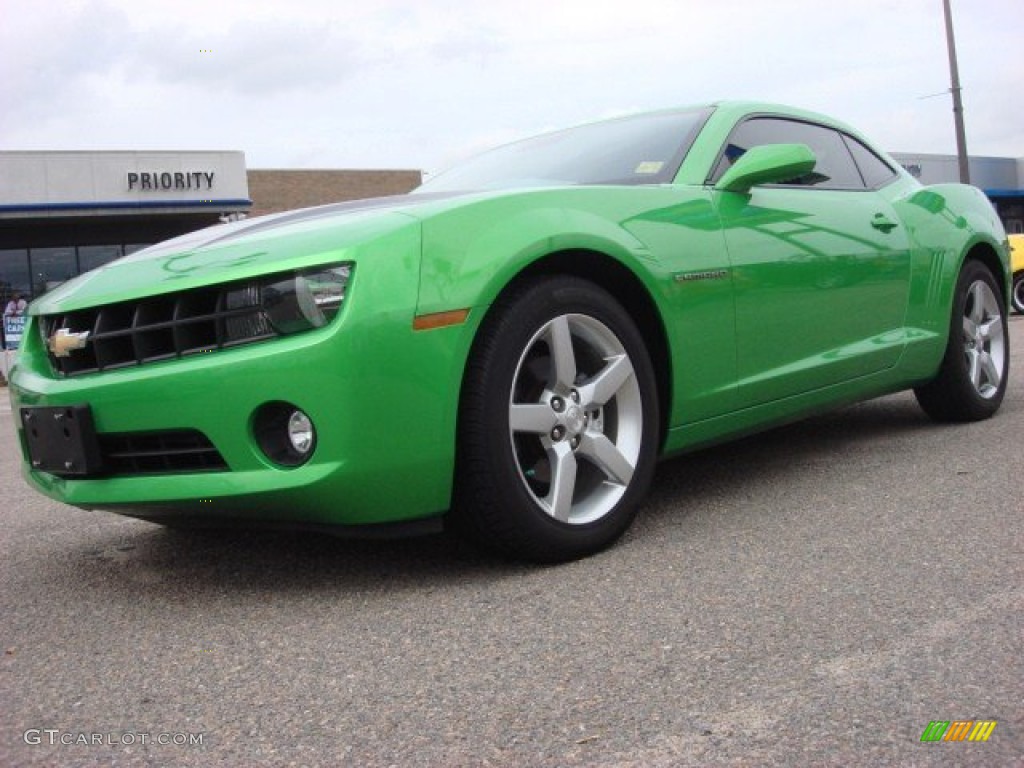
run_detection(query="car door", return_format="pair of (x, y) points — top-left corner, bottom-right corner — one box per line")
(710, 116), (912, 408)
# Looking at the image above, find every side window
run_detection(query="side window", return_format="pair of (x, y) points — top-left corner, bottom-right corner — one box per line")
(710, 117), (865, 190)
(842, 134), (898, 188)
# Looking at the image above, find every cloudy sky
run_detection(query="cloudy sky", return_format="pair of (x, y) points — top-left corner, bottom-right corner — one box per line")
(2, 0), (1021, 176)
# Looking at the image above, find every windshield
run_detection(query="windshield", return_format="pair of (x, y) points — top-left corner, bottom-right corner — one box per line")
(416, 107), (713, 193)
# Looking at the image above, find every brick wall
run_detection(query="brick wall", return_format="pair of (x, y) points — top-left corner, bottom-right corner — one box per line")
(246, 169), (422, 217)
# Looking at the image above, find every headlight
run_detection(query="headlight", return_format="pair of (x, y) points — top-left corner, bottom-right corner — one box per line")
(219, 263), (352, 345)
(262, 264), (352, 334)
(224, 282), (273, 343)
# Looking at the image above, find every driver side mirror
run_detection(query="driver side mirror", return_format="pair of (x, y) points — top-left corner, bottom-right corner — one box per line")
(714, 143), (817, 193)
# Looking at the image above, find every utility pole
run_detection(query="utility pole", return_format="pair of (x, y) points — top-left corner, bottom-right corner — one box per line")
(942, 0), (970, 183)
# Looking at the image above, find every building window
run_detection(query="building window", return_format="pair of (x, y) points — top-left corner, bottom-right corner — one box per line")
(79, 244), (123, 273)
(0, 249), (31, 305)
(30, 247), (78, 296)
(124, 243), (152, 255)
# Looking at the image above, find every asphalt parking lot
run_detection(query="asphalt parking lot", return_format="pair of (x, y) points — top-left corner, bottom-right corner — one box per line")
(1, 317), (1021, 767)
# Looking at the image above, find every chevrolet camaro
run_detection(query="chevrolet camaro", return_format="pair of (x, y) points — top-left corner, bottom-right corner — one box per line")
(9, 102), (1011, 561)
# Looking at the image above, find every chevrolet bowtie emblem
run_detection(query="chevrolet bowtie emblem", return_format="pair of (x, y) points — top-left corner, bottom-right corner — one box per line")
(48, 328), (90, 358)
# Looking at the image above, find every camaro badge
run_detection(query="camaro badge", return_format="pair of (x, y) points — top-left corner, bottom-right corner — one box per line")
(674, 269), (730, 282)
(48, 328), (90, 357)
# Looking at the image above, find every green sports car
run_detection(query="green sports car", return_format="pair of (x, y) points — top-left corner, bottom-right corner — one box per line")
(9, 102), (1011, 562)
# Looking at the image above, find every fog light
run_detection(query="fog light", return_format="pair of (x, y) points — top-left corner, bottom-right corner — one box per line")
(287, 410), (314, 454)
(253, 402), (316, 467)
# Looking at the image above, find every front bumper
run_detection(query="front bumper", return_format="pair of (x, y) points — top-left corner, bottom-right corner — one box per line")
(9, 247), (478, 529)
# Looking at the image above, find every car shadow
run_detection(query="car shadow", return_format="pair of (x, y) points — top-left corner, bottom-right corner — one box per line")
(35, 392), (946, 598)
(57, 522), (532, 597)
(640, 390), (942, 525)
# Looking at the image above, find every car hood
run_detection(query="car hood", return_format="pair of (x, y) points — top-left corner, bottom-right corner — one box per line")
(30, 192), (467, 314)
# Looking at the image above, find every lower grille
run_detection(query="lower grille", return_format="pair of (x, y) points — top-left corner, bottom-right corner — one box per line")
(99, 430), (228, 475)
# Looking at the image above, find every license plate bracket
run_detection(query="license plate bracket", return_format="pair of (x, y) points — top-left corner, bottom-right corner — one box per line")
(21, 405), (103, 476)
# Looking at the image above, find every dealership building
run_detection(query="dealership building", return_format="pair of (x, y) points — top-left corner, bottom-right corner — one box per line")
(0, 148), (1020, 316)
(890, 152), (1024, 234)
(0, 151), (421, 312)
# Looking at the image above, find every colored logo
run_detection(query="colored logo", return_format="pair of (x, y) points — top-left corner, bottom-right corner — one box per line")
(47, 328), (90, 358)
(920, 720), (997, 742)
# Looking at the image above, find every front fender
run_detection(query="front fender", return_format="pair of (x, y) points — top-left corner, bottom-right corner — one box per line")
(414, 190), (661, 317)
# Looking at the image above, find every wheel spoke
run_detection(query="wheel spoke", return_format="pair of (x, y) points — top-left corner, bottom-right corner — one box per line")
(962, 314), (978, 340)
(510, 403), (558, 435)
(980, 351), (1001, 389)
(547, 316), (577, 391)
(966, 347), (982, 390)
(979, 316), (1002, 345)
(578, 354), (634, 407)
(546, 442), (578, 522)
(577, 433), (635, 486)
(968, 282), (987, 325)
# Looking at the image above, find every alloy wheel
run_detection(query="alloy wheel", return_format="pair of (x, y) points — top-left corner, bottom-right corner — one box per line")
(961, 279), (1005, 399)
(508, 313), (642, 525)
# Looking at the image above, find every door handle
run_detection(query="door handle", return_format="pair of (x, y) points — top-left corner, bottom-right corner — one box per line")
(871, 213), (899, 233)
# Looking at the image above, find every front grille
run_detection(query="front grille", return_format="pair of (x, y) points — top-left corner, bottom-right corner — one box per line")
(98, 430), (228, 475)
(42, 282), (276, 376)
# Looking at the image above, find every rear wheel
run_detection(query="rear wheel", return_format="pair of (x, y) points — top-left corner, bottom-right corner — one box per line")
(914, 260), (1009, 422)
(1012, 272), (1024, 314)
(453, 276), (658, 562)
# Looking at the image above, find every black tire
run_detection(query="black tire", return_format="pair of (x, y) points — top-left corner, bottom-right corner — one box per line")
(914, 260), (1009, 422)
(1012, 272), (1024, 314)
(453, 276), (659, 562)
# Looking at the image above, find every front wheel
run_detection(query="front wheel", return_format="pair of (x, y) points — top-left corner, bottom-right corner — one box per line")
(453, 276), (659, 562)
(1012, 272), (1024, 314)
(914, 260), (1009, 422)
